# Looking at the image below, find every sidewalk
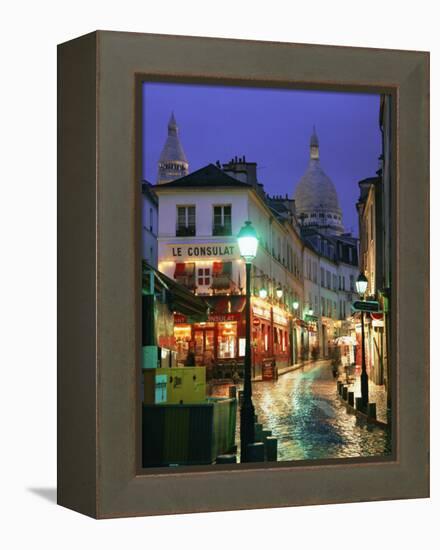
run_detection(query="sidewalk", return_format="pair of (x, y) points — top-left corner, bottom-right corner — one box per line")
(253, 359), (320, 382)
(349, 377), (389, 424)
(337, 372), (390, 425)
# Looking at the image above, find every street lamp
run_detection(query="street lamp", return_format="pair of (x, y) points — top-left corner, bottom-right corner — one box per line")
(292, 301), (299, 366)
(259, 287), (268, 299)
(356, 272), (369, 409)
(355, 273), (368, 296)
(276, 286), (283, 300)
(237, 221), (258, 462)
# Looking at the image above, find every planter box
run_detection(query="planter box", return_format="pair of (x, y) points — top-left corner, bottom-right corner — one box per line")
(142, 397), (237, 467)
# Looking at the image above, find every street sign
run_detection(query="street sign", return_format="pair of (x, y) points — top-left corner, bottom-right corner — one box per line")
(351, 300), (381, 313)
(305, 314), (318, 322)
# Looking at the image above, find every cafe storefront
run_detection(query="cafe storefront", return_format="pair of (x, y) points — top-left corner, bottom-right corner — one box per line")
(173, 296), (246, 379)
(173, 294), (292, 380)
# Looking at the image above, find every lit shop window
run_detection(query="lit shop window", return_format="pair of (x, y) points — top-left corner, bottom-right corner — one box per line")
(262, 324), (269, 352)
(174, 325), (191, 363)
(217, 322), (237, 359)
(194, 331), (204, 355)
(239, 338), (245, 357)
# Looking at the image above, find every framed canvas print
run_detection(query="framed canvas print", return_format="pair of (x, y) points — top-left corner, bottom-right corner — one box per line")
(57, 31), (429, 518)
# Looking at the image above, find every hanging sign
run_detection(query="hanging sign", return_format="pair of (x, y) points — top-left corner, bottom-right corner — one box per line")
(351, 300), (381, 312)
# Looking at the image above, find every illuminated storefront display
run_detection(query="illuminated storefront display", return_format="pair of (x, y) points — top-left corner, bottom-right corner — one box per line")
(174, 324), (191, 362)
(217, 322), (237, 358)
(172, 293), (292, 376)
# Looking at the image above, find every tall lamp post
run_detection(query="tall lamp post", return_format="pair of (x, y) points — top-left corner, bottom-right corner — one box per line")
(356, 273), (369, 409)
(237, 221), (259, 462)
(292, 300), (299, 365)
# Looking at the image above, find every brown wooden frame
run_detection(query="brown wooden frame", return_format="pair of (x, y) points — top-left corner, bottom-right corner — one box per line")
(57, 31), (429, 518)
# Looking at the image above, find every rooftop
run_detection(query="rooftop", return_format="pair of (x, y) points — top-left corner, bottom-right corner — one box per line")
(153, 163), (253, 190)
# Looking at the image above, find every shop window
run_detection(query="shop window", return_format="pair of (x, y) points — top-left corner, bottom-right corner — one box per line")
(174, 325), (191, 363)
(217, 322), (237, 358)
(239, 338), (246, 357)
(194, 331), (204, 355)
(205, 330), (214, 352)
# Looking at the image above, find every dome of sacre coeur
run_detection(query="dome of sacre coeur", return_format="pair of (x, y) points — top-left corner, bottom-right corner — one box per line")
(294, 128), (344, 235)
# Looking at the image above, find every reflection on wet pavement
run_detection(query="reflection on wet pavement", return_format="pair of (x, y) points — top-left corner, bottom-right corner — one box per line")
(212, 360), (391, 462)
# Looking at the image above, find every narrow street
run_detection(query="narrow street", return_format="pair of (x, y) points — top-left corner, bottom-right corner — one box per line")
(212, 360), (391, 462)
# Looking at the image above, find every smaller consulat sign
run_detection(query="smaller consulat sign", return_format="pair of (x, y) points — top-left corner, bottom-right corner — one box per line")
(165, 243), (240, 260)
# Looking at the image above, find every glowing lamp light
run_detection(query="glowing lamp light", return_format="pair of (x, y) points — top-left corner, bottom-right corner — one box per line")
(308, 308), (314, 316)
(356, 273), (368, 296)
(293, 301), (299, 311)
(276, 286), (283, 299)
(259, 288), (268, 299)
(237, 221), (259, 263)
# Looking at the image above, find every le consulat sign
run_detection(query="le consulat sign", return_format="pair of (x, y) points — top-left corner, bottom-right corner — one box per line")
(165, 243), (240, 260)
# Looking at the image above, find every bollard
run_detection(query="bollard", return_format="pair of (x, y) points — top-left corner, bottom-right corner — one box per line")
(246, 442), (265, 462)
(368, 403), (377, 420)
(216, 454), (237, 464)
(337, 381), (342, 394)
(355, 397), (364, 412)
(228, 385), (237, 399)
(265, 436), (278, 462)
(342, 386), (348, 401)
(238, 390), (244, 407)
(348, 391), (354, 407)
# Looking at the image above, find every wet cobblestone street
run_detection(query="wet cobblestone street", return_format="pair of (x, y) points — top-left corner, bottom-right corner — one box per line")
(212, 360), (391, 462)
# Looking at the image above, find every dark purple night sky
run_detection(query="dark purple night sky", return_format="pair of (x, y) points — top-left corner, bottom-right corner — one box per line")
(142, 83), (381, 235)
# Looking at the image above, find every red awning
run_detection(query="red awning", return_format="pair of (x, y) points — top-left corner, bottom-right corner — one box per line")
(174, 262), (186, 277)
(205, 295), (246, 314)
(213, 261), (223, 274)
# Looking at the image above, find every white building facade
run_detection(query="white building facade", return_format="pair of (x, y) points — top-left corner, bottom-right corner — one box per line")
(155, 162), (304, 377)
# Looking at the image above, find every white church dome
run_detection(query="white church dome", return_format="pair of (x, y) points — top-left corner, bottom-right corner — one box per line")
(294, 128), (344, 235)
